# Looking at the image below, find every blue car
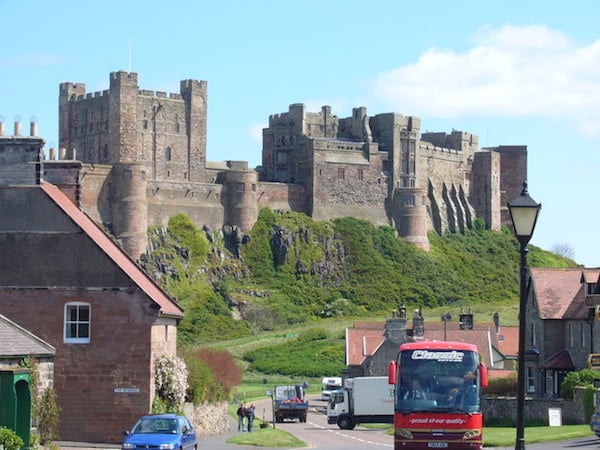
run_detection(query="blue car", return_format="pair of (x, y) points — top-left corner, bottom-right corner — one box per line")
(123, 414), (197, 450)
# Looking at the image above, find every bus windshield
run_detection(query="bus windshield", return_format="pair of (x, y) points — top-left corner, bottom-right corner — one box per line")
(396, 349), (480, 414)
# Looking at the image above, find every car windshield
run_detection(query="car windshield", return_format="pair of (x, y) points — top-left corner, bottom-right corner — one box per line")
(133, 418), (179, 434)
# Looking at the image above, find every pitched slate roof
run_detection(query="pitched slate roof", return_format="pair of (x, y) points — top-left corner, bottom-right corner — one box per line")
(40, 182), (183, 318)
(0, 314), (55, 357)
(539, 349), (575, 370)
(530, 268), (587, 320)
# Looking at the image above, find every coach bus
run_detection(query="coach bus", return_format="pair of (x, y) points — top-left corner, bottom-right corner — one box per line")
(388, 341), (488, 449)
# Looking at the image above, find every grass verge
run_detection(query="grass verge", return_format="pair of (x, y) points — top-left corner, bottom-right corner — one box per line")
(483, 424), (592, 447)
(226, 422), (306, 448)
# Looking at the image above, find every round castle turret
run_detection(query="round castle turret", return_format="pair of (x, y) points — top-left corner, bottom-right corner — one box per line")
(111, 163), (148, 260)
(391, 187), (430, 251)
(223, 162), (258, 231)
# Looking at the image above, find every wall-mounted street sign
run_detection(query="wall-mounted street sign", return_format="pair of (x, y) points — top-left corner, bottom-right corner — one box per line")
(585, 294), (600, 307)
(114, 387), (140, 394)
(588, 354), (600, 369)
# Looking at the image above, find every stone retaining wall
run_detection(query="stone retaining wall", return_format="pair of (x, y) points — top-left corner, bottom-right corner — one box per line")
(183, 401), (230, 436)
(483, 388), (588, 425)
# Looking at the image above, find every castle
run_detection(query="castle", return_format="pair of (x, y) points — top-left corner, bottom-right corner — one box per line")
(29, 71), (525, 259)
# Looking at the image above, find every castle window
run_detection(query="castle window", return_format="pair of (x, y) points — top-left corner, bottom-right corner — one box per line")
(165, 147), (172, 161)
(252, 184), (256, 192)
(357, 169), (364, 181)
(404, 196), (415, 207)
(237, 183), (245, 192)
(124, 169), (132, 180)
(103, 144), (109, 160)
(64, 302), (91, 344)
(143, 119), (148, 129)
(337, 168), (345, 180)
(175, 122), (180, 133)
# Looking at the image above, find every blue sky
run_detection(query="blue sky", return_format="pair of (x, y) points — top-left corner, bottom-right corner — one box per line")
(1, 0), (598, 267)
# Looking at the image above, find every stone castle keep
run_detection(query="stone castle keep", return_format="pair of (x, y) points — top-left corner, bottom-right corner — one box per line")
(7, 71), (527, 260)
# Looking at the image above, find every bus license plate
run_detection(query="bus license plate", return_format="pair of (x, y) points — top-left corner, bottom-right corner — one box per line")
(428, 444), (448, 448)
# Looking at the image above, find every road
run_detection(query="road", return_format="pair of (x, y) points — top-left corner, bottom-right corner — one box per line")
(57, 394), (600, 450)
(244, 395), (392, 450)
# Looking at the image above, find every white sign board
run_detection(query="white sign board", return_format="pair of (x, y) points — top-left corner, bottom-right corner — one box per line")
(114, 387), (140, 394)
(548, 407), (562, 426)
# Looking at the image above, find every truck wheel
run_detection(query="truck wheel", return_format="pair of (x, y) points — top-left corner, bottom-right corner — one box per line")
(337, 415), (355, 430)
(276, 415), (283, 423)
(300, 412), (307, 423)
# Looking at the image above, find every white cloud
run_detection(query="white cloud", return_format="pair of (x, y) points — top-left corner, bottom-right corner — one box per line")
(372, 25), (600, 136)
(246, 124), (264, 143)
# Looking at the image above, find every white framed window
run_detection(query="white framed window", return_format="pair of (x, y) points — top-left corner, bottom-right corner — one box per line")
(527, 366), (536, 393)
(64, 302), (91, 344)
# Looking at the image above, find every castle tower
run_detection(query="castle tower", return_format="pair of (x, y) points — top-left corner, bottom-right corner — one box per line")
(109, 71), (139, 163)
(58, 81), (86, 159)
(223, 162), (258, 231)
(471, 151), (501, 230)
(111, 163), (148, 260)
(391, 187), (430, 251)
(180, 79), (208, 182)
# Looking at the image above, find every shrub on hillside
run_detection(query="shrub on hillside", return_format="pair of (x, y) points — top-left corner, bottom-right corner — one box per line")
(167, 213), (209, 265)
(183, 348), (243, 404)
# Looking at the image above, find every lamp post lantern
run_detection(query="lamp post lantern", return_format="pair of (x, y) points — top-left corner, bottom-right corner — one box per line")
(508, 182), (541, 450)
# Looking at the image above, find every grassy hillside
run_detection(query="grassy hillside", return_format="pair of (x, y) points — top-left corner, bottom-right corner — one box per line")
(140, 210), (578, 377)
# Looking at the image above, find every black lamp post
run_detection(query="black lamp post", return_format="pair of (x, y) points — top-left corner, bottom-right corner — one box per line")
(508, 182), (541, 450)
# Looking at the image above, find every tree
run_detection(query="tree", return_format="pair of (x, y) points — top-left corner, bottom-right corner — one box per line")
(550, 242), (575, 260)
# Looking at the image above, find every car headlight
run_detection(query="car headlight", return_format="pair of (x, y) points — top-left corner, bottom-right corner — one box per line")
(159, 444), (176, 450)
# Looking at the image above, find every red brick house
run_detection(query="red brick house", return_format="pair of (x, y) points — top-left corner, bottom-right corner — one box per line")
(0, 125), (184, 443)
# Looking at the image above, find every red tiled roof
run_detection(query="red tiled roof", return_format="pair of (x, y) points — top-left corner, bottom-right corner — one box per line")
(346, 326), (385, 366)
(496, 326), (519, 357)
(346, 320), (496, 368)
(419, 328), (494, 367)
(582, 269), (600, 284)
(530, 268), (585, 320)
(40, 182), (183, 318)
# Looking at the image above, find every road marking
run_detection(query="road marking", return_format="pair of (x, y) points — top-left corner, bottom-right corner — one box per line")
(307, 421), (393, 447)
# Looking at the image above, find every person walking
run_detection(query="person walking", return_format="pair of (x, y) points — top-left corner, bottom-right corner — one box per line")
(246, 403), (255, 432)
(236, 403), (246, 431)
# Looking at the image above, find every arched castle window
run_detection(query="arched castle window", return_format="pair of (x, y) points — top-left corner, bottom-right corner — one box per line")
(165, 147), (172, 161)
